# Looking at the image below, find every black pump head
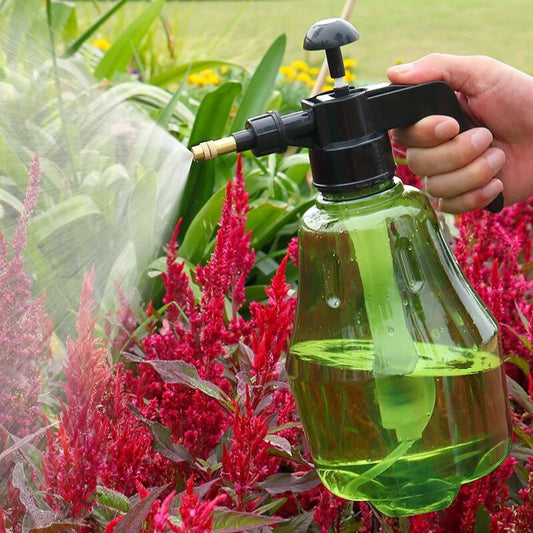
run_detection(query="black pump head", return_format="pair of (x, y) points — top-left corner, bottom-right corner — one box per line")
(304, 18), (359, 95)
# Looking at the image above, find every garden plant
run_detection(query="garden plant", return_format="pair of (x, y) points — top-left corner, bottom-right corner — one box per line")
(1, 1), (533, 532)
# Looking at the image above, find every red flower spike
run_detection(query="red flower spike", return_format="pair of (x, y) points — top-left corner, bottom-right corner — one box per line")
(173, 477), (221, 532)
(42, 268), (111, 517)
(0, 154), (51, 439)
(221, 392), (272, 510)
(0, 155), (52, 526)
(104, 516), (123, 533)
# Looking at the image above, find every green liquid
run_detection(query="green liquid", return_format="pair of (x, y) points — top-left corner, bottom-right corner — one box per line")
(287, 339), (511, 517)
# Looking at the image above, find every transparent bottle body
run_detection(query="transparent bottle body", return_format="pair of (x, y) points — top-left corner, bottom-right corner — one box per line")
(287, 178), (512, 517)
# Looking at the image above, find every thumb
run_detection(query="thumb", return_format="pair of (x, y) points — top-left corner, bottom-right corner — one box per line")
(387, 54), (492, 96)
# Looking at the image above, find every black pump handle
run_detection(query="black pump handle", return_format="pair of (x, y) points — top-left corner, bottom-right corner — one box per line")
(367, 81), (504, 213)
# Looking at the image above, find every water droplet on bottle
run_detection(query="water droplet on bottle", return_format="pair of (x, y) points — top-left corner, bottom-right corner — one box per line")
(387, 327), (394, 335)
(327, 297), (341, 308)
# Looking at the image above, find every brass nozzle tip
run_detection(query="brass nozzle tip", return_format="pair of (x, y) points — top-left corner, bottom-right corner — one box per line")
(191, 136), (237, 161)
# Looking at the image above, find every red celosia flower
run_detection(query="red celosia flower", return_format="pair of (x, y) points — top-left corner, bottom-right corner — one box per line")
(453, 208), (533, 373)
(357, 502), (374, 533)
(391, 140), (424, 190)
(247, 254), (296, 389)
(126, 156), (256, 477)
(42, 268), (112, 517)
(221, 391), (272, 510)
(312, 489), (346, 532)
(287, 236), (299, 268)
(0, 155), (52, 527)
(0, 154), (51, 439)
(172, 477), (222, 533)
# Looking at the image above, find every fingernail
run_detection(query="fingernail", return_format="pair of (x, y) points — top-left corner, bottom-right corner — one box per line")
(485, 149), (506, 171)
(482, 178), (504, 198)
(470, 129), (492, 151)
(434, 120), (458, 140)
(388, 62), (414, 74)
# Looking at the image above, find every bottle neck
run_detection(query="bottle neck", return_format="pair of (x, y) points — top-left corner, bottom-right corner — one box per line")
(318, 174), (396, 204)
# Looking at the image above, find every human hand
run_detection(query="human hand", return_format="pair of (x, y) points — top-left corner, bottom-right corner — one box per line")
(387, 54), (533, 213)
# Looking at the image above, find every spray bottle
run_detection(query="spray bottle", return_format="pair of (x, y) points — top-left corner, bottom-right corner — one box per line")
(191, 18), (512, 517)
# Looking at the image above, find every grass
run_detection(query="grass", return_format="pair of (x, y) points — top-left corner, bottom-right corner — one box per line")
(78, 0), (533, 83)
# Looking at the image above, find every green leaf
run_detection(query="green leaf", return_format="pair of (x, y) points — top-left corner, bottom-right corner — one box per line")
(29, 195), (101, 243)
(273, 512), (315, 533)
(94, 0), (165, 81)
(134, 411), (195, 465)
(211, 508), (287, 532)
(179, 81), (241, 232)
(257, 470), (321, 495)
(95, 486), (131, 513)
(474, 504), (491, 533)
(0, 132), (31, 187)
(138, 358), (230, 406)
(507, 375), (533, 414)
(49, 0), (76, 39)
(63, 0), (129, 58)
(246, 201), (289, 250)
(178, 183), (226, 264)
(149, 60), (241, 87)
(0, 187), (24, 214)
(157, 85), (184, 129)
(230, 34), (286, 133)
(85, 81), (195, 125)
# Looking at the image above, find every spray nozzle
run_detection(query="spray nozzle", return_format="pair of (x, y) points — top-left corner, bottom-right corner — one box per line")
(190, 18), (504, 213)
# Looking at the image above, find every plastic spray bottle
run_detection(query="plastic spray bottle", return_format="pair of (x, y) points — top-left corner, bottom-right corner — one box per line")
(191, 18), (512, 517)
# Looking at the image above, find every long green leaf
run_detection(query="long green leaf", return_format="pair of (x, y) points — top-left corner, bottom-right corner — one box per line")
(246, 201), (289, 249)
(29, 195), (101, 243)
(247, 197), (313, 250)
(94, 0), (165, 81)
(0, 187), (24, 214)
(211, 508), (287, 532)
(178, 81), (241, 232)
(178, 183), (226, 264)
(63, 0), (129, 58)
(0, 135), (28, 187)
(149, 60), (241, 87)
(230, 34), (286, 133)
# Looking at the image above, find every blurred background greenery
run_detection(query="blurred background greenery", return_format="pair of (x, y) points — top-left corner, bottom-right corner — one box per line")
(75, 0), (533, 83)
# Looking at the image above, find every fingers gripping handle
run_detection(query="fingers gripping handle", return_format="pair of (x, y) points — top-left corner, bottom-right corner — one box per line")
(367, 81), (504, 213)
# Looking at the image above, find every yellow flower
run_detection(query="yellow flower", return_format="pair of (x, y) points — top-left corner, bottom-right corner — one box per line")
(205, 72), (221, 85)
(279, 66), (296, 80)
(296, 72), (312, 84)
(290, 60), (309, 72)
(309, 67), (320, 76)
(187, 69), (222, 87)
(345, 71), (356, 83)
(343, 58), (357, 69)
(91, 37), (111, 52)
(187, 73), (206, 86)
(220, 66), (229, 75)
